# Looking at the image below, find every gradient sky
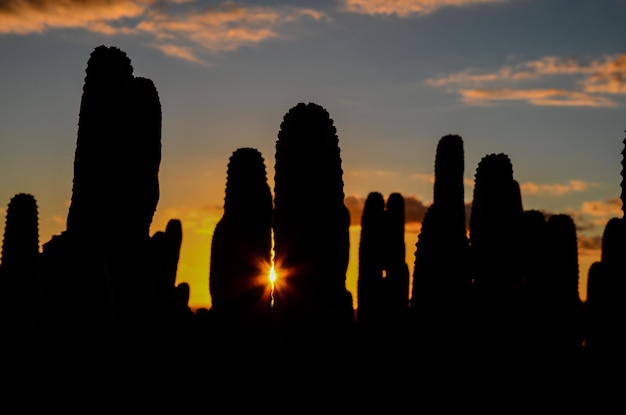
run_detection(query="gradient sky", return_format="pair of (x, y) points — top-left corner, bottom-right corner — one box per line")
(1, 0), (625, 309)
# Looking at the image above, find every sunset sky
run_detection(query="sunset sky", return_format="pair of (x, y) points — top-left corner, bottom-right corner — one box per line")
(1, 0), (625, 310)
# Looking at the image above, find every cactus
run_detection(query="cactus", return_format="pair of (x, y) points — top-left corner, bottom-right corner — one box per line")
(209, 147), (273, 338)
(272, 102), (353, 341)
(151, 218), (184, 327)
(356, 192), (386, 328)
(620, 132), (626, 217)
(468, 153), (525, 357)
(410, 135), (470, 346)
(0, 193), (39, 334)
(585, 217), (626, 358)
(540, 214), (584, 355)
(37, 46), (162, 337)
(469, 153), (524, 291)
(382, 193), (410, 325)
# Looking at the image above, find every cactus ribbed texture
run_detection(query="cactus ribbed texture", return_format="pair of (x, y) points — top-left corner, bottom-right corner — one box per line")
(620, 132), (626, 217)
(209, 147), (273, 338)
(0, 193), (39, 334)
(272, 102), (353, 341)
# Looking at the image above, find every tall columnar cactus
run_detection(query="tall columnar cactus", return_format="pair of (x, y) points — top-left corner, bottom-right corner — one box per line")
(67, 45), (162, 241)
(209, 147), (273, 337)
(151, 218), (184, 325)
(539, 214), (584, 355)
(37, 46), (162, 337)
(357, 192), (386, 328)
(468, 153), (524, 356)
(272, 102), (353, 339)
(585, 217), (626, 358)
(0, 193), (39, 334)
(469, 153), (524, 291)
(411, 135), (470, 342)
(382, 192), (410, 322)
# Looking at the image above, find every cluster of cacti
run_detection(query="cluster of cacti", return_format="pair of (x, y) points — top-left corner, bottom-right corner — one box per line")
(271, 102), (354, 339)
(357, 192), (409, 332)
(209, 147), (273, 337)
(0, 193), (39, 335)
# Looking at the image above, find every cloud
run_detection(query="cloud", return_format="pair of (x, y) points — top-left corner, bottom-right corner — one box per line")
(519, 179), (594, 196)
(427, 53), (626, 107)
(0, 0), (327, 63)
(0, 0), (151, 35)
(581, 197), (622, 218)
(341, 0), (506, 17)
(459, 88), (616, 107)
(154, 43), (211, 66)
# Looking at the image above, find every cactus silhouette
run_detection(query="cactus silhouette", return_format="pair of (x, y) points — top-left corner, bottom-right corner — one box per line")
(382, 192), (410, 325)
(540, 214), (584, 356)
(0, 193), (39, 335)
(585, 217), (626, 359)
(35, 46), (162, 338)
(272, 102), (353, 343)
(209, 147), (273, 338)
(620, 132), (626, 217)
(410, 135), (471, 351)
(468, 153), (524, 358)
(151, 218), (185, 329)
(356, 192), (386, 329)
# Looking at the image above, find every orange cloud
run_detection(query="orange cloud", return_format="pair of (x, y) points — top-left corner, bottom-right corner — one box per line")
(427, 53), (626, 107)
(520, 179), (593, 196)
(154, 44), (211, 66)
(460, 88), (616, 107)
(0, 0), (150, 35)
(583, 53), (626, 95)
(581, 198), (622, 218)
(341, 0), (506, 17)
(0, 1), (327, 62)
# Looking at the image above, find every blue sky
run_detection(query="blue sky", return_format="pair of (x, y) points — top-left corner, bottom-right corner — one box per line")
(1, 0), (625, 308)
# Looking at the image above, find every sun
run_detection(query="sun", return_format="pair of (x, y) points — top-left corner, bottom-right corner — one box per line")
(269, 264), (277, 284)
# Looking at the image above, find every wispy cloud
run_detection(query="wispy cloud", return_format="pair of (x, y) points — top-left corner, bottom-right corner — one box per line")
(581, 197), (622, 218)
(0, 0), (327, 63)
(341, 0), (506, 17)
(519, 179), (595, 196)
(0, 0), (151, 35)
(427, 53), (626, 107)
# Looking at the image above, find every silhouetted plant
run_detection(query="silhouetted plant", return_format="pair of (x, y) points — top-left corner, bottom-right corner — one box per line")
(272, 102), (353, 344)
(151, 218), (185, 329)
(469, 153), (524, 357)
(357, 192), (385, 329)
(37, 45), (162, 338)
(621, 131), (626, 217)
(410, 135), (471, 351)
(585, 217), (626, 359)
(209, 147), (273, 339)
(0, 193), (39, 335)
(541, 214), (584, 356)
(382, 192), (410, 325)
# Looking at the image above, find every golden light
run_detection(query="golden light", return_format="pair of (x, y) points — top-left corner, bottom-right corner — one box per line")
(269, 264), (277, 285)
